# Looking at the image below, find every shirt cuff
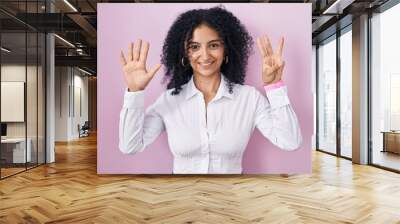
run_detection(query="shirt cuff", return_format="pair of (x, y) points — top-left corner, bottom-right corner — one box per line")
(123, 88), (145, 109)
(264, 80), (286, 92)
(265, 85), (290, 109)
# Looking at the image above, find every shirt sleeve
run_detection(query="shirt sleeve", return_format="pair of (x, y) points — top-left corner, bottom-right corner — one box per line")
(254, 85), (302, 151)
(119, 89), (165, 154)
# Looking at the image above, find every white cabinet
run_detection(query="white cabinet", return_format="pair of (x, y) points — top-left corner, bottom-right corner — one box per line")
(1, 138), (32, 163)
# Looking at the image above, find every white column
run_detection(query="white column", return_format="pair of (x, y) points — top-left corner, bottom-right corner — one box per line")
(46, 33), (55, 163)
(352, 14), (369, 164)
(45, 0), (55, 163)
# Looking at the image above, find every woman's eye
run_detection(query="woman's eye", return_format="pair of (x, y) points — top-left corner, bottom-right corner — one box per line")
(189, 45), (199, 51)
(209, 43), (220, 49)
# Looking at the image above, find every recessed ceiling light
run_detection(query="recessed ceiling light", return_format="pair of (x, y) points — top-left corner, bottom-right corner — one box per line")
(1, 47), (11, 53)
(322, 0), (354, 14)
(78, 67), (93, 76)
(63, 0), (78, 12)
(54, 34), (75, 48)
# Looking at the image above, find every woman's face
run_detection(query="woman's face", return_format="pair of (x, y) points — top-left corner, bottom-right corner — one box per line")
(186, 24), (225, 78)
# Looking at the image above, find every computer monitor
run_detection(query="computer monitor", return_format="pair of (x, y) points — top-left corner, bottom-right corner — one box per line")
(1, 123), (7, 137)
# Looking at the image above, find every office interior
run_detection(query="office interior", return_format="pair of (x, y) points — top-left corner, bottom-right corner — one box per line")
(0, 0), (399, 222)
(0, 0), (97, 178)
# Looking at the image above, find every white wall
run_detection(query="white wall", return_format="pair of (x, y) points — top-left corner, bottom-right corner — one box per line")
(55, 67), (89, 141)
(55, 67), (69, 141)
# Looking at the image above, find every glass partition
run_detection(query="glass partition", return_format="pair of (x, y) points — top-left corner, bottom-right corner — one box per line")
(27, 30), (38, 169)
(317, 36), (337, 155)
(0, 1), (46, 179)
(1, 30), (28, 177)
(38, 32), (45, 165)
(371, 3), (400, 171)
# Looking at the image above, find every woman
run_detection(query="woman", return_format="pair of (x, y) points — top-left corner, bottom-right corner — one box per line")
(119, 6), (302, 174)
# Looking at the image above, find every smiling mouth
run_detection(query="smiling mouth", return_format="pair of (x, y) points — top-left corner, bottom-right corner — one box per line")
(198, 61), (214, 67)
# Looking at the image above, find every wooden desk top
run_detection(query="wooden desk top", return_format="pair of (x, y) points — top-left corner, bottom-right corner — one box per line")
(1, 138), (28, 143)
(380, 131), (400, 134)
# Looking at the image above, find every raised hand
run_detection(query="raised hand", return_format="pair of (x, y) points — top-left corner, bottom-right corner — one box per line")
(120, 39), (161, 92)
(256, 36), (285, 85)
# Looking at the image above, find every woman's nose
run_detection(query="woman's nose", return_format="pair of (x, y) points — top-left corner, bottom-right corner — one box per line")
(199, 46), (211, 59)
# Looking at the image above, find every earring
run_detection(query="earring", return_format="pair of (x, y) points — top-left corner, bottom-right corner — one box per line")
(225, 55), (229, 64)
(181, 57), (187, 67)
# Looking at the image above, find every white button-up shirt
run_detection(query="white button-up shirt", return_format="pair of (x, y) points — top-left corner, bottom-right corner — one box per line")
(119, 75), (302, 174)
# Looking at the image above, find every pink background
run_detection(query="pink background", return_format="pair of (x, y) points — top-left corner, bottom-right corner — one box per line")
(97, 3), (312, 174)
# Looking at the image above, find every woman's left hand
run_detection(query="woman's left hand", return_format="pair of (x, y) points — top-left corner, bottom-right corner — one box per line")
(256, 35), (285, 85)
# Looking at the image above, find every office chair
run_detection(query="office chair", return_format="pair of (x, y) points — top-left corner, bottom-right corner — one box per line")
(79, 121), (90, 138)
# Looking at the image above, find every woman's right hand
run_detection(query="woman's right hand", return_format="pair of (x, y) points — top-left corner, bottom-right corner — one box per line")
(120, 39), (161, 92)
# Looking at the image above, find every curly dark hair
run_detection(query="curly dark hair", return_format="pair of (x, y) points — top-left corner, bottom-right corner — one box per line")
(161, 6), (253, 95)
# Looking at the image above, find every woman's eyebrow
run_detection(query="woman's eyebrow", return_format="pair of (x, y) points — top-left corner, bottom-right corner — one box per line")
(208, 39), (223, 43)
(188, 39), (223, 44)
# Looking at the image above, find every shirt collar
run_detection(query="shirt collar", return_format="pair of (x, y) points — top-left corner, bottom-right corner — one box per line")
(184, 74), (234, 101)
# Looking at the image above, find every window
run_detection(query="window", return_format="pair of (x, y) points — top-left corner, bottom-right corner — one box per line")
(340, 28), (352, 158)
(317, 36), (337, 154)
(370, 2), (400, 171)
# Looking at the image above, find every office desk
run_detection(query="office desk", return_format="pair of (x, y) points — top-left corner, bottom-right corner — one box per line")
(381, 131), (400, 154)
(1, 138), (32, 163)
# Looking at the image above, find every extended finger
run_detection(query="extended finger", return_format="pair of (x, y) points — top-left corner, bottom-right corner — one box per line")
(277, 37), (284, 57)
(133, 39), (142, 61)
(128, 42), (133, 61)
(256, 37), (267, 58)
(148, 63), (161, 78)
(139, 41), (149, 64)
(120, 50), (127, 66)
(260, 36), (270, 57)
(276, 61), (285, 81)
(264, 36), (273, 56)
